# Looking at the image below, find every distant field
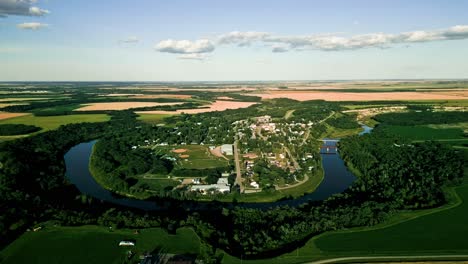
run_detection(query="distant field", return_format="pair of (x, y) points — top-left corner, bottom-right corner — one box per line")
(250, 91), (468, 101)
(137, 113), (173, 124)
(0, 226), (200, 264)
(75, 102), (184, 111)
(0, 114), (110, 131)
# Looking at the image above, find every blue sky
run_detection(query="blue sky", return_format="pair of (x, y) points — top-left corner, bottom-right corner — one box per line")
(1, 0), (468, 81)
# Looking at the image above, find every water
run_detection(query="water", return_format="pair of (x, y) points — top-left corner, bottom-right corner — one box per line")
(64, 125), (372, 210)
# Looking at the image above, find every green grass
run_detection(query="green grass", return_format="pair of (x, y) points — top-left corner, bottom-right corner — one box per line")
(0, 114), (110, 131)
(137, 113), (174, 124)
(314, 184), (468, 256)
(154, 145), (230, 169)
(321, 123), (364, 139)
(0, 226), (200, 264)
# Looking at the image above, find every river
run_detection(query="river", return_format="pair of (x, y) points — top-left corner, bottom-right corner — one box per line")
(64, 125), (373, 210)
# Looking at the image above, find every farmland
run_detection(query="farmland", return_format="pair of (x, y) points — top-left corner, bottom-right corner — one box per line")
(0, 226), (201, 264)
(0, 114), (110, 132)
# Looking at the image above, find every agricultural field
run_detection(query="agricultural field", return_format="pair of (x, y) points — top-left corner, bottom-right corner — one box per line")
(0, 226), (200, 264)
(0, 114), (110, 132)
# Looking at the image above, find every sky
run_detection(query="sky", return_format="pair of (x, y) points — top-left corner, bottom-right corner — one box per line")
(1, 0), (468, 81)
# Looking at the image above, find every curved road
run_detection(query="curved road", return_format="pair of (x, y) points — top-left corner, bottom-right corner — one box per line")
(306, 255), (468, 264)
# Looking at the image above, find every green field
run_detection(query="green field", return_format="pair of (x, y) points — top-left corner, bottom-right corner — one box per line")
(314, 183), (468, 256)
(154, 145), (230, 169)
(0, 114), (110, 131)
(0, 226), (200, 264)
(137, 113), (174, 124)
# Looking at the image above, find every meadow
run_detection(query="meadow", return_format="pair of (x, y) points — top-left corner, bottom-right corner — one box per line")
(0, 114), (110, 132)
(0, 226), (200, 264)
(153, 145), (230, 170)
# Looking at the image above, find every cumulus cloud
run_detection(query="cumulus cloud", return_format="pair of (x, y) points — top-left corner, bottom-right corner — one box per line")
(0, 0), (50, 17)
(155, 25), (468, 58)
(218, 25), (468, 51)
(155, 39), (215, 54)
(16, 22), (47, 30)
(177, 53), (208, 60)
(218, 31), (270, 46)
(120, 36), (139, 43)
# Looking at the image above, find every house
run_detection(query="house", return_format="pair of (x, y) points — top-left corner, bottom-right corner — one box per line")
(221, 144), (234, 155)
(191, 184), (230, 194)
(217, 178), (229, 185)
(119, 241), (135, 246)
(250, 181), (260, 189)
(256, 115), (271, 123)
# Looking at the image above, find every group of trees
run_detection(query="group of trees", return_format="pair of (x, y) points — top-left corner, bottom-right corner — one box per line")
(0, 124), (41, 135)
(374, 111), (468, 126)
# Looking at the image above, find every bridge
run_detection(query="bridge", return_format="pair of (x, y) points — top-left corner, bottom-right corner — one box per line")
(319, 145), (338, 154)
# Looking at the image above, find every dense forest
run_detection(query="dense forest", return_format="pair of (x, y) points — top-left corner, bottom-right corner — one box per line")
(0, 124), (41, 135)
(374, 111), (468, 125)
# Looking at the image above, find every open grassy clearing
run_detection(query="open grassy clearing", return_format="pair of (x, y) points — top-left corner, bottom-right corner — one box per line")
(321, 123), (364, 138)
(137, 113), (173, 124)
(0, 226), (200, 264)
(0, 114), (110, 131)
(153, 145), (230, 170)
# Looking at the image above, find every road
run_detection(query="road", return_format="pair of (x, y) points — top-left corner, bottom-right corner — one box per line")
(305, 255), (468, 264)
(283, 146), (300, 171)
(233, 139), (244, 193)
(318, 111), (335, 124)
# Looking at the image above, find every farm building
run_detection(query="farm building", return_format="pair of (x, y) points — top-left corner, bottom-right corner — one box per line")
(221, 144), (234, 155)
(119, 241), (135, 246)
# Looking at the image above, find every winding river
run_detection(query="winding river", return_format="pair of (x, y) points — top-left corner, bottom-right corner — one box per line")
(64, 125), (373, 210)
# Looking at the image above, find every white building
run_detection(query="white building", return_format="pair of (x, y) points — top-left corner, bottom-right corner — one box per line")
(250, 181), (260, 189)
(221, 144), (234, 155)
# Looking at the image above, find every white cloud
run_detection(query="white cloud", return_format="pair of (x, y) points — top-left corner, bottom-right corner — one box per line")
(177, 53), (208, 60)
(154, 39), (215, 54)
(156, 25), (468, 58)
(29, 6), (49, 16)
(17, 22), (47, 30)
(218, 31), (270, 46)
(120, 36), (139, 43)
(0, 0), (50, 17)
(271, 44), (288, 53)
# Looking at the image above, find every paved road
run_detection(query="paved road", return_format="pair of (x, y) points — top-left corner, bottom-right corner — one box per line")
(305, 255), (468, 264)
(233, 140), (244, 193)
